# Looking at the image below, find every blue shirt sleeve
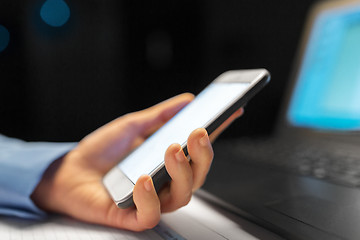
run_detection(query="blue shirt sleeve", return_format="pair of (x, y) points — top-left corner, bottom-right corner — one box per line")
(0, 134), (77, 220)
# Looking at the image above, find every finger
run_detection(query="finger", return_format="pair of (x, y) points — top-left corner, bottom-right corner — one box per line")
(209, 108), (244, 142)
(159, 144), (193, 213)
(130, 175), (161, 231)
(187, 128), (214, 191)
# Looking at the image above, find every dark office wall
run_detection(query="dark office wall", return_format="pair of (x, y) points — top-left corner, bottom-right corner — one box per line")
(200, 0), (316, 138)
(0, 1), (28, 139)
(0, 0), (316, 142)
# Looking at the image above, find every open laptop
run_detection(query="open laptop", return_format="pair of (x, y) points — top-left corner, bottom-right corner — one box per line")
(203, 1), (360, 239)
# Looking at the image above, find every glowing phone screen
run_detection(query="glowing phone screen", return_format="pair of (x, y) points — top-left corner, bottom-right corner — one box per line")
(118, 82), (249, 183)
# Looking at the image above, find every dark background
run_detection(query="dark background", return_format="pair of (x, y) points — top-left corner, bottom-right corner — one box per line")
(0, 0), (316, 142)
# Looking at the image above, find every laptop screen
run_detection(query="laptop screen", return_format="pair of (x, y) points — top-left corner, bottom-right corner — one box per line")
(288, 4), (360, 131)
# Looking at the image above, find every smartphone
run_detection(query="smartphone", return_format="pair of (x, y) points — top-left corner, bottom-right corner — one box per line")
(103, 69), (270, 208)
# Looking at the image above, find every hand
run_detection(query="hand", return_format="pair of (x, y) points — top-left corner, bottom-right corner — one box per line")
(31, 93), (243, 231)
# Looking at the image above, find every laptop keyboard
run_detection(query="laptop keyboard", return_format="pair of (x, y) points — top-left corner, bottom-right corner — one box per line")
(221, 138), (360, 188)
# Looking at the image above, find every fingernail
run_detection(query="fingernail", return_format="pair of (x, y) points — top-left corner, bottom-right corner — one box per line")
(144, 177), (153, 192)
(175, 148), (184, 162)
(199, 134), (209, 147)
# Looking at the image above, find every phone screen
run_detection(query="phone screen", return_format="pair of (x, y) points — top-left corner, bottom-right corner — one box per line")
(118, 82), (249, 183)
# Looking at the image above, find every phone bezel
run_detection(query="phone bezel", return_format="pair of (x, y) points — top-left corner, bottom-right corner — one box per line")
(103, 69), (270, 208)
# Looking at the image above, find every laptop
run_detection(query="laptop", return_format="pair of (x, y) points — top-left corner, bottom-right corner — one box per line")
(202, 1), (360, 239)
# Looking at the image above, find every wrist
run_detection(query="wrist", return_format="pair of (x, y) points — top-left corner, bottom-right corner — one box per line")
(30, 155), (65, 213)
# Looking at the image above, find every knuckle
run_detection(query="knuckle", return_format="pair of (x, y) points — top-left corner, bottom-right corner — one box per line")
(179, 192), (192, 208)
(119, 113), (140, 133)
(208, 147), (214, 160)
(142, 215), (161, 230)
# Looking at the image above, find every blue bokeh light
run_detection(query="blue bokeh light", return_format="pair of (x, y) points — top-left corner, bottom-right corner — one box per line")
(40, 0), (70, 27)
(0, 25), (10, 52)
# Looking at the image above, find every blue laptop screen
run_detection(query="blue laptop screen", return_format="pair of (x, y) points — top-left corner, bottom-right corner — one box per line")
(288, 5), (360, 131)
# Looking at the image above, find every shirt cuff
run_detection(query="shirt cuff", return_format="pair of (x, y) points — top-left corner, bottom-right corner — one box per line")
(0, 135), (77, 220)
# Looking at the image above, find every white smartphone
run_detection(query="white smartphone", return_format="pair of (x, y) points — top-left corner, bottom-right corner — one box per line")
(103, 69), (270, 208)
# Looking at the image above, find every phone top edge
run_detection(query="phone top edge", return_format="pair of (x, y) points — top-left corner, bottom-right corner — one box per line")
(215, 69), (270, 84)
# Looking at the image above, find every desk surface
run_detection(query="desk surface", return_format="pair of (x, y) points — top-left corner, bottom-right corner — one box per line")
(0, 190), (283, 240)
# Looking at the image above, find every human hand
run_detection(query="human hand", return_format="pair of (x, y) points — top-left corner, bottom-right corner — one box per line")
(31, 93), (243, 231)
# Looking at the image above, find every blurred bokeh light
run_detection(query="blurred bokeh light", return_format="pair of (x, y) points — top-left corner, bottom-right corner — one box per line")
(0, 25), (10, 52)
(40, 0), (70, 27)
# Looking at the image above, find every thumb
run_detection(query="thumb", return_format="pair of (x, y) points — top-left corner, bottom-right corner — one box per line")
(76, 93), (194, 171)
(112, 93), (195, 138)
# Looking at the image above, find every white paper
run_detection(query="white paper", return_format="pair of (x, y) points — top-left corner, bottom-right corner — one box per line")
(0, 193), (282, 240)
